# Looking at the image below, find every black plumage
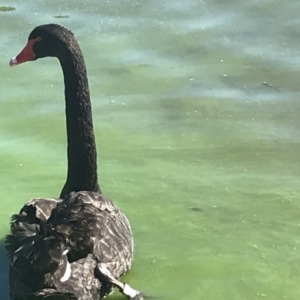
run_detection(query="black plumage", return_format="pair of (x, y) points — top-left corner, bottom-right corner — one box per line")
(6, 24), (142, 300)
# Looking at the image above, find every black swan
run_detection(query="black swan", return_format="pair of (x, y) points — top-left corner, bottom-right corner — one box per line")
(6, 24), (142, 300)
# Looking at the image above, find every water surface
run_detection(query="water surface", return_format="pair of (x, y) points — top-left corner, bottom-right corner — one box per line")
(1, 1), (300, 299)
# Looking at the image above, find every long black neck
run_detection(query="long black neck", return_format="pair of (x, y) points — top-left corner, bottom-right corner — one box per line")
(58, 42), (100, 198)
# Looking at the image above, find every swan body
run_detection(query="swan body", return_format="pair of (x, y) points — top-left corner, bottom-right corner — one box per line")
(6, 24), (140, 300)
(50, 191), (133, 276)
(7, 212), (102, 300)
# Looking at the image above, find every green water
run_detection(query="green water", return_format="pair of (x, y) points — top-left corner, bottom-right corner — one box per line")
(1, 1), (300, 299)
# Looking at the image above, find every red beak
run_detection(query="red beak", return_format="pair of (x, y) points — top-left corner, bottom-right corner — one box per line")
(9, 37), (40, 66)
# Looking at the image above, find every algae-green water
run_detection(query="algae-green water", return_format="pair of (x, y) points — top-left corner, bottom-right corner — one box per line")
(0, 1), (300, 299)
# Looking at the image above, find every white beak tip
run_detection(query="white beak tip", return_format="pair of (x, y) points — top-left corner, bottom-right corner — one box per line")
(9, 56), (18, 66)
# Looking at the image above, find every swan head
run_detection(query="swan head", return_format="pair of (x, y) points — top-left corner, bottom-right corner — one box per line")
(9, 24), (77, 66)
